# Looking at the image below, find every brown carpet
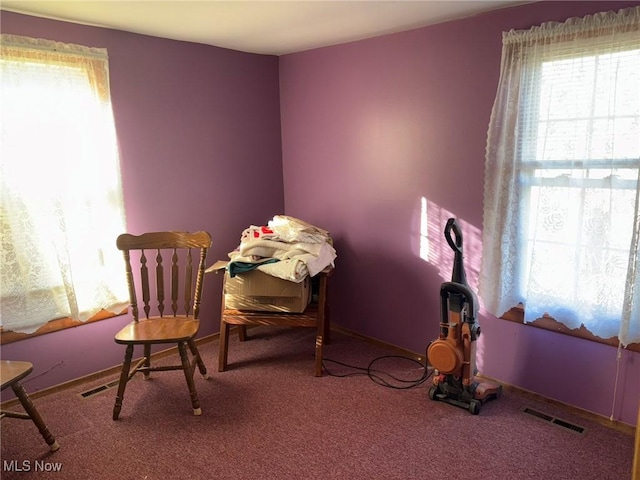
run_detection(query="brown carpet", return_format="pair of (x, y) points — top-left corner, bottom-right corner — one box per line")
(1, 327), (635, 480)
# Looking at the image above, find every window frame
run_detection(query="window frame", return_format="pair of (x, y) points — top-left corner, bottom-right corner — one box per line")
(505, 38), (640, 350)
(0, 34), (129, 337)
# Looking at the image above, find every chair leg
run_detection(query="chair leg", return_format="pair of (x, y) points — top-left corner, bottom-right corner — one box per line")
(113, 344), (134, 420)
(314, 332), (324, 378)
(10, 381), (59, 452)
(318, 273), (330, 345)
(238, 325), (248, 342)
(218, 320), (230, 372)
(323, 304), (331, 345)
(178, 342), (201, 416)
(315, 279), (328, 377)
(188, 339), (208, 379)
(143, 345), (151, 379)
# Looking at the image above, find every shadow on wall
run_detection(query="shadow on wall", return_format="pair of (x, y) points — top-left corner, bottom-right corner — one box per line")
(326, 197), (486, 357)
(412, 196), (482, 288)
(411, 199), (579, 396)
(409, 198), (639, 424)
(329, 234), (444, 354)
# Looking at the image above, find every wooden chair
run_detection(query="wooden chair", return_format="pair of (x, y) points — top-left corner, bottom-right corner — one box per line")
(1, 360), (60, 452)
(112, 231), (212, 420)
(218, 267), (332, 377)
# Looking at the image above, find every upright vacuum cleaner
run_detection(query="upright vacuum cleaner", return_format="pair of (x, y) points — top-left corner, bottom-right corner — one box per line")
(426, 218), (502, 414)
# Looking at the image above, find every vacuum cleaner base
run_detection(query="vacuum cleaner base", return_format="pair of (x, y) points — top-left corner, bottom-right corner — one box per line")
(428, 374), (502, 415)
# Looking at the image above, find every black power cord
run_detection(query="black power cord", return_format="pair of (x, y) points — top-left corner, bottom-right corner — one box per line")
(322, 354), (434, 390)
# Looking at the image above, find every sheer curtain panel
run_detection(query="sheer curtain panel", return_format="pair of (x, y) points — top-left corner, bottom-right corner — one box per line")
(0, 35), (129, 333)
(479, 7), (640, 347)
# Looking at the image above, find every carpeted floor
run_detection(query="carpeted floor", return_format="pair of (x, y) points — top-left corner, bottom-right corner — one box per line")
(1, 327), (636, 480)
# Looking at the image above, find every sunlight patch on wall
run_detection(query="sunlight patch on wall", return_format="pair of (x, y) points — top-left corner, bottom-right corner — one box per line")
(416, 197), (482, 289)
(420, 196), (430, 261)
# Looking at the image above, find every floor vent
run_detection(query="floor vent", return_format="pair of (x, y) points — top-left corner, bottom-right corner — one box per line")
(522, 407), (586, 435)
(79, 380), (120, 399)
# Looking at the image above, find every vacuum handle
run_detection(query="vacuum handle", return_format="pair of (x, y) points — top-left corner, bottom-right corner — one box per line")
(445, 218), (463, 254)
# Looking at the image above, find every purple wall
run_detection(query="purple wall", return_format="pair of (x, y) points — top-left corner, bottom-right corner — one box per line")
(1, 12), (284, 397)
(279, 1), (640, 425)
(2, 2), (639, 426)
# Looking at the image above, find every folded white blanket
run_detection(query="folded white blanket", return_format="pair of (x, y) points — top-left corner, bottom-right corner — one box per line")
(228, 216), (336, 283)
(256, 258), (308, 283)
(269, 215), (331, 244)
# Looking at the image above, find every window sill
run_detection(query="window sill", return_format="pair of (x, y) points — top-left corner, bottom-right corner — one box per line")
(0, 309), (127, 345)
(501, 306), (640, 353)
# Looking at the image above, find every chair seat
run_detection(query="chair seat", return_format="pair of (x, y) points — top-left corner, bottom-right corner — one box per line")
(115, 317), (200, 344)
(1, 361), (33, 390)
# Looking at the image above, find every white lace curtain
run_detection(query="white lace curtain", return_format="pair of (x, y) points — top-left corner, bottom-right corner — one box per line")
(479, 7), (640, 347)
(0, 34), (129, 333)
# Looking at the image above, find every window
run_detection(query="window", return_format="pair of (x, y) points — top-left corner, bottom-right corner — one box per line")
(0, 35), (129, 335)
(480, 7), (640, 347)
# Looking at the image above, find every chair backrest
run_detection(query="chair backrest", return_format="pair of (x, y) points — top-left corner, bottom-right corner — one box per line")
(116, 231), (212, 321)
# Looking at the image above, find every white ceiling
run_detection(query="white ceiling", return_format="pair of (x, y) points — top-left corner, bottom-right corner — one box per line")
(1, 1), (529, 55)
